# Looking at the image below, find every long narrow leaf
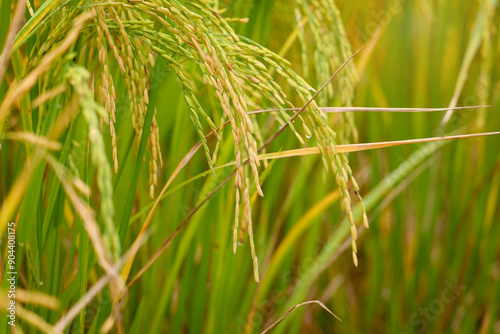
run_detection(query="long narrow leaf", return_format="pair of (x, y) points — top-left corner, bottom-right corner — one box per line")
(258, 132), (500, 160)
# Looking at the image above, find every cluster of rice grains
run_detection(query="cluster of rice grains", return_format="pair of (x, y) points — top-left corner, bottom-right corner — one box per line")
(293, 0), (359, 142)
(92, 3), (162, 199)
(37, 0), (367, 278)
(276, 0), (367, 266)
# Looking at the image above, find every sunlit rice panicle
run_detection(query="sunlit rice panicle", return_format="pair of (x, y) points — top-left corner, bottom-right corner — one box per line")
(170, 64), (215, 172)
(94, 7), (125, 73)
(94, 9), (118, 173)
(31, 16), (74, 66)
(294, 0), (358, 141)
(343, 154), (369, 229)
(245, 176), (260, 282)
(98, 4), (162, 197)
(144, 0), (264, 261)
(215, 27), (365, 270)
(23, 0), (367, 277)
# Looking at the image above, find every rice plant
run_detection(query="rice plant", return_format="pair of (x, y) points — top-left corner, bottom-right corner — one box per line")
(0, 0), (499, 333)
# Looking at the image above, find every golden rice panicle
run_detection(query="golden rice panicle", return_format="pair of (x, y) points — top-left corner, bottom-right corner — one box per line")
(193, 23), (263, 246)
(331, 155), (358, 267)
(339, 152), (369, 266)
(244, 176), (259, 282)
(283, 68), (364, 266)
(169, 64), (215, 173)
(94, 10), (118, 173)
(147, 0), (263, 214)
(295, 0), (358, 142)
(138, 56), (163, 198)
(342, 154), (369, 229)
(215, 17), (365, 271)
(86, 0), (365, 276)
(103, 4), (162, 197)
(229, 43), (305, 145)
(31, 12), (76, 67)
(94, 7), (125, 73)
(181, 0), (262, 191)
(233, 152), (244, 254)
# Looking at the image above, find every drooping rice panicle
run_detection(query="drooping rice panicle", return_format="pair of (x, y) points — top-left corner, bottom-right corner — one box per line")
(94, 7), (118, 173)
(12, 0), (366, 275)
(294, 0), (359, 141)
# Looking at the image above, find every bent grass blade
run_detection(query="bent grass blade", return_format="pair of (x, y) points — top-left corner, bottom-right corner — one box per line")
(258, 132), (500, 161)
